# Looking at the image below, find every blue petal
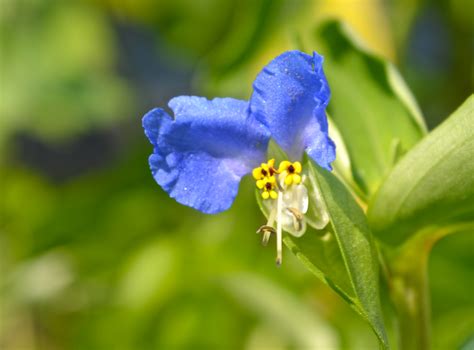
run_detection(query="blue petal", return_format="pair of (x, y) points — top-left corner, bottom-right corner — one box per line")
(142, 96), (269, 214)
(249, 50), (335, 169)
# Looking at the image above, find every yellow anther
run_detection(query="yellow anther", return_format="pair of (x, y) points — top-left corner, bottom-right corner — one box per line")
(278, 160), (301, 174)
(261, 189), (278, 200)
(278, 160), (291, 173)
(253, 158), (303, 199)
(254, 159), (279, 200)
(252, 159), (277, 180)
(257, 175), (278, 200)
(293, 162), (302, 173)
(263, 158), (275, 170)
(293, 174), (302, 184)
(257, 175), (276, 189)
(278, 160), (303, 187)
(252, 168), (261, 180)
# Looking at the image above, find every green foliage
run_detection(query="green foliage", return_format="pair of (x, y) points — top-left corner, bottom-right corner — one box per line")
(311, 21), (427, 195)
(269, 20), (473, 350)
(286, 161), (389, 348)
(368, 95), (474, 245)
(0, 0), (133, 152)
(1, 1), (473, 349)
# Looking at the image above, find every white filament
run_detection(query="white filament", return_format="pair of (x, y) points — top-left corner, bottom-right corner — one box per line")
(276, 190), (283, 266)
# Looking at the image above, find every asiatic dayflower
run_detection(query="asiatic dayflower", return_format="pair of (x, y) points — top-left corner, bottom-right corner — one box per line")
(143, 50), (335, 265)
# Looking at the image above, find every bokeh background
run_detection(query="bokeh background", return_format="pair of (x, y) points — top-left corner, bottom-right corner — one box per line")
(1, 0), (473, 349)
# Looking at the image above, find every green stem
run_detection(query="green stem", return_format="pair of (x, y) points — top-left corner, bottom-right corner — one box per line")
(390, 252), (430, 350)
(384, 224), (473, 349)
(384, 230), (439, 350)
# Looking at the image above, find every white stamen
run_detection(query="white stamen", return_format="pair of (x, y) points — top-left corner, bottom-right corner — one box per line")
(286, 207), (303, 231)
(267, 203), (277, 227)
(276, 191), (283, 266)
(263, 205), (277, 245)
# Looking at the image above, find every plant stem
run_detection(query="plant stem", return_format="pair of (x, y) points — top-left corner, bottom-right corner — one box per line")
(384, 225), (472, 349)
(384, 231), (437, 350)
(390, 252), (430, 350)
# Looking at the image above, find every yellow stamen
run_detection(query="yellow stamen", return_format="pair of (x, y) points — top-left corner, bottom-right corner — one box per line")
(278, 160), (291, 173)
(293, 174), (301, 184)
(252, 167), (262, 180)
(293, 162), (302, 173)
(256, 174), (278, 200)
(278, 160), (303, 187)
(252, 159), (277, 180)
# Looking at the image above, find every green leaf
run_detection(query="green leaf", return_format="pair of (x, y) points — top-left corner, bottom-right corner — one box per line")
(312, 20), (426, 195)
(368, 95), (474, 245)
(328, 117), (354, 188)
(285, 160), (389, 348)
(327, 116), (369, 204)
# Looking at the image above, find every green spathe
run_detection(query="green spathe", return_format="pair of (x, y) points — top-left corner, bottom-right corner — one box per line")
(285, 160), (389, 349)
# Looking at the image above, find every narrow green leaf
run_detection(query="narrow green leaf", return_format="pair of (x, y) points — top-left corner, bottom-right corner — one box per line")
(313, 20), (426, 195)
(328, 117), (365, 198)
(368, 95), (474, 245)
(286, 161), (389, 348)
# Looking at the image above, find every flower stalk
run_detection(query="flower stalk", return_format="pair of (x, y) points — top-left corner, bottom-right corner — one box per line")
(390, 253), (431, 350)
(383, 230), (442, 350)
(276, 191), (283, 266)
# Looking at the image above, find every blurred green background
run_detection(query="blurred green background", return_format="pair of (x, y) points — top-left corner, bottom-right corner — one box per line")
(1, 0), (472, 349)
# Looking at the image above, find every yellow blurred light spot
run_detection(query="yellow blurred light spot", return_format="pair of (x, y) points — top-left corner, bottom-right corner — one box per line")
(314, 0), (395, 61)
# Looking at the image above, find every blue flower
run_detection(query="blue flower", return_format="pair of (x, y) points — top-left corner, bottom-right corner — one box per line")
(250, 51), (335, 169)
(143, 50), (335, 215)
(142, 97), (269, 214)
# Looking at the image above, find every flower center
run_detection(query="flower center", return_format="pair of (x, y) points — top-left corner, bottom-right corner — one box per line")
(278, 160), (302, 186)
(252, 159), (277, 182)
(253, 159), (308, 266)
